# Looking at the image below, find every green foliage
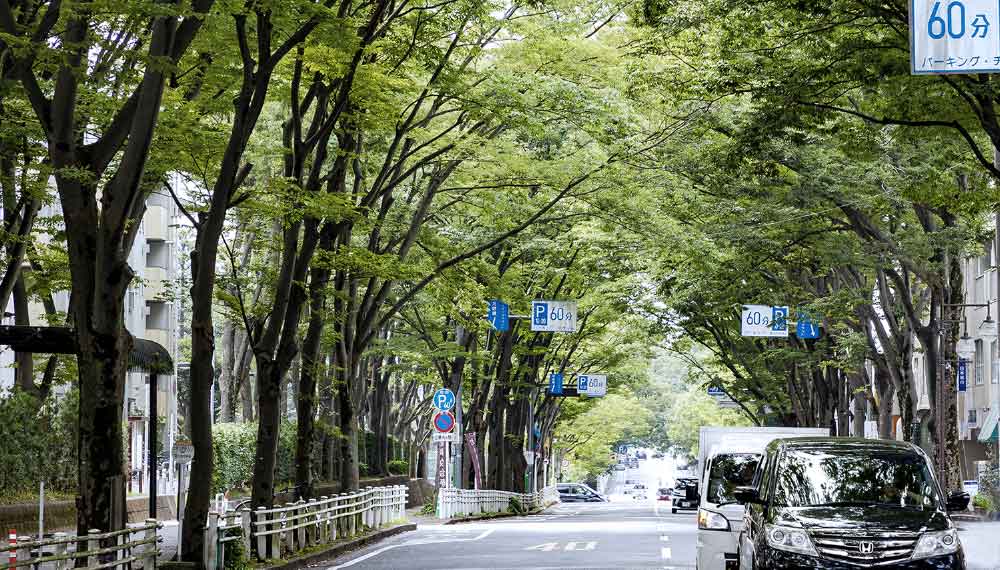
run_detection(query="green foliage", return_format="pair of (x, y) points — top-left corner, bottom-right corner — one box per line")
(213, 422), (297, 494)
(0, 389), (78, 499)
(387, 460), (408, 475)
(507, 496), (525, 514)
(973, 493), (994, 513)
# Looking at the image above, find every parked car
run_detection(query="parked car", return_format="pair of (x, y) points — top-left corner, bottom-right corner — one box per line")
(734, 437), (970, 570)
(556, 483), (606, 503)
(637, 450), (647, 460)
(653, 452), (664, 459)
(671, 477), (699, 514)
(657, 487), (673, 501)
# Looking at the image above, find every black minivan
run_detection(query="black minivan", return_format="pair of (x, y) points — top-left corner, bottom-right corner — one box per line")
(733, 438), (970, 569)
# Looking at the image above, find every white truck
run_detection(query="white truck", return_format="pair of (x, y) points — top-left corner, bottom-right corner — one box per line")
(694, 426), (829, 570)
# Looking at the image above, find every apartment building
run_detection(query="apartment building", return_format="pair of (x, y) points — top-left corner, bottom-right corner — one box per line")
(0, 188), (182, 495)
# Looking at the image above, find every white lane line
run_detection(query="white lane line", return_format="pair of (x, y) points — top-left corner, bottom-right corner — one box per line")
(660, 535), (670, 542)
(327, 529), (494, 569)
(661, 547), (672, 560)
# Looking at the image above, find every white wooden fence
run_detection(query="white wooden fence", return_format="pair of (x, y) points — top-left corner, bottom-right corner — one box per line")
(206, 485), (407, 566)
(436, 486), (560, 519)
(1, 521), (160, 570)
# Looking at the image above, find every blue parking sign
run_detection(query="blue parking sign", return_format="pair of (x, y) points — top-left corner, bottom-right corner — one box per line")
(578, 375), (589, 392)
(533, 302), (549, 328)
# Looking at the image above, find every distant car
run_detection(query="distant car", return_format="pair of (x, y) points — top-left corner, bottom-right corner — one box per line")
(657, 487), (673, 501)
(614, 463), (626, 471)
(556, 483), (606, 502)
(671, 477), (698, 514)
(652, 452), (664, 459)
(636, 451), (647, 460)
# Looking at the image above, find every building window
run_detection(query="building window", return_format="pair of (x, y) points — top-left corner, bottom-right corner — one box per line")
(994, 340), (999, 384)
(976, 339), (985, 385)
(969, 408), (978, 426)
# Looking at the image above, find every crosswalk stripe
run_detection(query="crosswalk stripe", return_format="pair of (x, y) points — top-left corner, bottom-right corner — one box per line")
(661, 547), (672, 560)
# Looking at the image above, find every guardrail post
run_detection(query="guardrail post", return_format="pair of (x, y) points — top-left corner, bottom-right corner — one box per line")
(239, 509), (251, 556)
(254, 508), (266, 561)
(318, 497), (329, 544)
(86, 529), (100, 568)
(16, 536), (30, 569)
(206, 512), (218, 570)
(144, 519), (157, 570)
(293, 500), (304, 551)
(52, 532), (68, 570)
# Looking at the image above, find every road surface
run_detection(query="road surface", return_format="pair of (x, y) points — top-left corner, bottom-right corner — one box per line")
(317, 454), (1000, 569)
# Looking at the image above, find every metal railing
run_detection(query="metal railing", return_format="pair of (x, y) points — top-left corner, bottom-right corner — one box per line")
(436, 486), (560, 519)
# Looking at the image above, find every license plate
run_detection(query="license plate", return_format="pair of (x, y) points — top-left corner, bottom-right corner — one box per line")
(680, 501), (689, 507)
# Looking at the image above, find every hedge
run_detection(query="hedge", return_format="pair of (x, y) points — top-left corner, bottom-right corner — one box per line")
(212, 421), (297, 493)
(0, 389), (78, 499)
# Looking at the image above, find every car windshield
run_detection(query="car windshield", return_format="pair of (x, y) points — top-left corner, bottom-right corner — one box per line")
(773, 448), (942, 509)
(706, 453), (760, 504)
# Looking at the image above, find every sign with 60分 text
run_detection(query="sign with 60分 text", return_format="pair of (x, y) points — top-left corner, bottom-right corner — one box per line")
(911, 0), (1000, 74)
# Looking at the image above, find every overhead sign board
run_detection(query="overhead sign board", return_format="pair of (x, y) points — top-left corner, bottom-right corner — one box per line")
(579, 374), (607, 397)
(549, 373), (564, 395)
(531, 300), (577, 332)
(433, 411), (456, 433)
(741, 305), (789, 337)
(796, 312), (821, 340)
(911, 0), (1000, 74)
(487, 300), (510, 332)
(432, 388), (456, 411)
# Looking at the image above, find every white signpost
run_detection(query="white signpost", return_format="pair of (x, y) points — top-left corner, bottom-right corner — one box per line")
(911, 0), (1000, 74)
(531, 300), (578, 332)
(740, 305), (789, 338)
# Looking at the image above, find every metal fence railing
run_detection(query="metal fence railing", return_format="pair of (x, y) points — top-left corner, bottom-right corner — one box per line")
(436, 486), (560, 519)
(2, 521), (160, 570)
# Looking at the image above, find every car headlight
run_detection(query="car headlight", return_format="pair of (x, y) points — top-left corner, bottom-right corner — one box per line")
(765, 524), (817, 556)
(698, 508), (730, 531)
(911, 529), (960, 560)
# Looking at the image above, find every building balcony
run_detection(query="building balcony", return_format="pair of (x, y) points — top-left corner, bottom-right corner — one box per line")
(145, 266), (168, 300)
(145, 205), (169, 241)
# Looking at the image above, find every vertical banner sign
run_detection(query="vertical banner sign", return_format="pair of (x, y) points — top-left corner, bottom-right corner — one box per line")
(549, 372), (564, 395)
(911, 0), (1000, 74)
(465, 432), (483, 490)
(958, 358), (968, 392)
(435, 442), (448, 488)
(487, 300), (510, 332)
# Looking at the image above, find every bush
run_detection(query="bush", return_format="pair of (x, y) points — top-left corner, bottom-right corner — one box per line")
(507, 496), (525, 514)
(212, 421), (297, 493)
(387, 459), (409, 475)
(973, 493), (994, 512)
(358, 462), (370, 477)
(0, 388), (78, 498)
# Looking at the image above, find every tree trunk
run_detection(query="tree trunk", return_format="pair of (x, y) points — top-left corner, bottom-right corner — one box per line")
(218, 321), (235, 422)
(339, 373), (359, 490)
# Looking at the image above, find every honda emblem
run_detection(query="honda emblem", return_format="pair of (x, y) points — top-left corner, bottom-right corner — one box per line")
(858, 541), (875, 554)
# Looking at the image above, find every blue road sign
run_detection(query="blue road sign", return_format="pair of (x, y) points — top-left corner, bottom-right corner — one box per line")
(487, 300), (510, 332)
(433, 411), (456, 433)
(707, 386), (725, 397)
(578, 375), (589, 392)
(959, 359), (968, 392)
(771, 306), (789, 332)
(549, 372), (563, 395)
(432, 388), (456, 411)
(533, 301), (549, 329)
(796, 312), (821, 339)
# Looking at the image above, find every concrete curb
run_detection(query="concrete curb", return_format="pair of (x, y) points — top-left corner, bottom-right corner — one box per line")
(442, 505), (554, 525)
(261, 523), (417, 570)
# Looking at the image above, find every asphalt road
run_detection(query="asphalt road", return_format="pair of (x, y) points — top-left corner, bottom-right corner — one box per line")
(316, 454), (1000, 570)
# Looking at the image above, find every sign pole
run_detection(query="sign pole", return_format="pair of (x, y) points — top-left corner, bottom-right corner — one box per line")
(454, 382), (463, 489)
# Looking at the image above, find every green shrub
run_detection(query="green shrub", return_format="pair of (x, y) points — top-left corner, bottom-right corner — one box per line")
(0, 388), (78, 498)
(359, 462), (370, 477)
(212, 421), (297, 493)
(973, 493), (994, 512)
(387, 459), (409, 475)
(508, 496), (525, 514)
(420, 491), (437, 516)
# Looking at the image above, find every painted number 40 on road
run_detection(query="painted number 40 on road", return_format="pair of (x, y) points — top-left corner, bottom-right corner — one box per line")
(911, 0), (1000, 74)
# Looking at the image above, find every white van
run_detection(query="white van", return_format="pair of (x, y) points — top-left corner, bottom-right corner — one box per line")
(694, 427), (828, 570)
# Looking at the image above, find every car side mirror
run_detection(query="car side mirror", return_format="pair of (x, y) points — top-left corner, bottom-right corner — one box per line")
(946, 491), (970, 512)
(733, 486), (761, 505)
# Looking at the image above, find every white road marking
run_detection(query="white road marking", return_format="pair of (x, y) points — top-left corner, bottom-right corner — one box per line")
(525, 542), (559, 552)
(661, 547), (672, 560)
(660, 535), (670, 542)
(563, 541), (597, 551)
(327, 529), (494, 569)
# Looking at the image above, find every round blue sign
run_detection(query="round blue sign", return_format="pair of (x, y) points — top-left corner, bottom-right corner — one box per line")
(432, 388), (456, 411)
(434, 411), (455, 433)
